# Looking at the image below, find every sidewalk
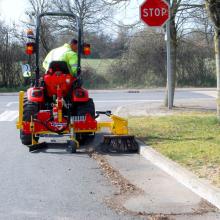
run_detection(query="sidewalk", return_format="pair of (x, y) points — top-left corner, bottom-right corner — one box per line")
(92, 90), (219, 219)
(115, 99), (216, 117)
(103, 152), (220, 219)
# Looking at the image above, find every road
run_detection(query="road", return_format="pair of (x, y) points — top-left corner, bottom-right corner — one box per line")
(0, 88), (218, 219)
(0, 88), (216, 116)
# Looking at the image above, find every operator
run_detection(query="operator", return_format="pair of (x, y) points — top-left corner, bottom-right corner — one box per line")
(43, 39), (78, 77)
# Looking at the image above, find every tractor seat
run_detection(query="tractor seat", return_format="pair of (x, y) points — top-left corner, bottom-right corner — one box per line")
(48, 61), (70, 74)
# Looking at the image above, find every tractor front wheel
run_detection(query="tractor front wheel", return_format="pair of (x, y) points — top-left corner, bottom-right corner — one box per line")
(66, 140), (77, 153)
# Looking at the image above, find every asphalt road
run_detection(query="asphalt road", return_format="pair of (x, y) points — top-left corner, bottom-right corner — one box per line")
(0, 88), (217, 219)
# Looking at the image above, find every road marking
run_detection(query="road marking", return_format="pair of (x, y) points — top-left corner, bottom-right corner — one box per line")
(0, 110), (19, 121)
(6, 101), (18, 107)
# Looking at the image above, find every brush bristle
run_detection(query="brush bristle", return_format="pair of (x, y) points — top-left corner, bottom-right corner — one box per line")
(103, 135), (138, 153)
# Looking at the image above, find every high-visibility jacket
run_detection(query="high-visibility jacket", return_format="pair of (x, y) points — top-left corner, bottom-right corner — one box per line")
(43, 43), (78, 76)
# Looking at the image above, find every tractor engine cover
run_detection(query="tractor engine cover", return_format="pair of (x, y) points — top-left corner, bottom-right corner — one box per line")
(44, 73), (75, 97)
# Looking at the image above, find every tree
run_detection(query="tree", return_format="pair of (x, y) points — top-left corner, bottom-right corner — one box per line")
(104, 0), (208, 105)
(0, 20), (25, 88)
(205, 0), (220, 119)
(108, 29), (167, 87)
(54, 0), (113, 35)
(164, 0), (205, 107)
(25, 0), (55, 54)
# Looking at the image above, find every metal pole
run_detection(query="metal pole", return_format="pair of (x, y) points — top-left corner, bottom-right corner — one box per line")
(166, 0), (172, 109)
(35, 16), (41, 87)
(77, 18), (82, 77)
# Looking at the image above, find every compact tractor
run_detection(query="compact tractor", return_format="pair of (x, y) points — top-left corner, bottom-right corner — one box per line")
(16, 12), (138, 153)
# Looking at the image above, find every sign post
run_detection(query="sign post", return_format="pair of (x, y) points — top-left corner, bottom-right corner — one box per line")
(140, 0), (171, 109)
(166, 17), (172, 110)
(166, 0), (172, 109)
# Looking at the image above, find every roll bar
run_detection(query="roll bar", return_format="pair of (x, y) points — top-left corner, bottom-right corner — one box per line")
(35, 12), (82, 87)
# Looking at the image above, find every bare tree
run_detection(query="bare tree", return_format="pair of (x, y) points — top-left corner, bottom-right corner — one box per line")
(103, 0), (209, 104)
(53, 0), (113, 35)
(0, 20), (25, 88)
(25, 0), (55, 54)
(164, 0), (205, 107)
(101, 0), (130, 6)
(205, 0), (220, 119)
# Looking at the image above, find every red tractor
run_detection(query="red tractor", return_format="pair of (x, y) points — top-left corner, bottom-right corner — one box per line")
(17, 12), (138, 153)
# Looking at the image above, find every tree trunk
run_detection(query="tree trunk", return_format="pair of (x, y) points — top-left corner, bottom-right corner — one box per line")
(215, 29), (220, 119)
(165, 18), (177, 107)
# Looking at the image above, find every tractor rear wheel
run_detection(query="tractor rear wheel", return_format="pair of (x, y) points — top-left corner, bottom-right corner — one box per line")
(76, 98), (95, 143)
(20, 101), (39, 146)
(76, 98), (95, 118)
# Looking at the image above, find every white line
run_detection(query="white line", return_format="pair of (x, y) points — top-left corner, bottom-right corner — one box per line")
(0, 111), (19, 121)
(6, 102), (18, 107)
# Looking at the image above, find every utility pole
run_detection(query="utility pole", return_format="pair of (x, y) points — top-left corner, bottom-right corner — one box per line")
(166, 0), (172, 110)
(140, 0), (171, 108)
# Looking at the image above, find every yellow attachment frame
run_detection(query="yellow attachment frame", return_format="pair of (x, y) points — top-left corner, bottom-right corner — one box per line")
(16, 91), (24, 129)
(58, 109), (62, 122)
(97, 115), (128, 135)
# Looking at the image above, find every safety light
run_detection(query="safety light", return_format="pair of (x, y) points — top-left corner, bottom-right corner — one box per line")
(25, 42), (35, 55)
(27, 29), (35, 39)
(83, 43), (91, 56)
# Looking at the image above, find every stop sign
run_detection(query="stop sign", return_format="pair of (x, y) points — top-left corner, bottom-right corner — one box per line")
(140, 0), (170, 27)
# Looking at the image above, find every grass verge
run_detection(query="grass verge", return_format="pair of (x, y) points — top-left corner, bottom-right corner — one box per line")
(82, 59), (115, 76)
(128, 113), (220, 187)
(0, 86), (28, 93)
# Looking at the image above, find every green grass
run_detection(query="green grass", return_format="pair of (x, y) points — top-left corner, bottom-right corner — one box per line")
(0, 86), (28, 93)
(129, 113), (220, 187)
(81, 59), (115, 76)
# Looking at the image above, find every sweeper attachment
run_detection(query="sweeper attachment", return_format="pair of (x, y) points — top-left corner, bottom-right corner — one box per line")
(16, 12), (138, 153)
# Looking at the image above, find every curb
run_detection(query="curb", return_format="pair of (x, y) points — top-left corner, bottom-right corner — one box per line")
(0, 92), (19, 96)
(139, 142), (220, 210)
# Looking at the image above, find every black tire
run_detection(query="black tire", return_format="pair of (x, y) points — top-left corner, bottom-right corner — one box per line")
(66, 140), (77, 153)
(76, 98), (95, 118)
(20, 101), (39, 146)
(76, 98), (95, 143)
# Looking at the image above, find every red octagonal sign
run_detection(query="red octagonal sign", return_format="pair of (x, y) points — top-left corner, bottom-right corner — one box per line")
(140, 0), (170, 27)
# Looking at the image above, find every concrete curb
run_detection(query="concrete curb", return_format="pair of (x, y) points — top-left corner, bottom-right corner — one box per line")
(0, 92), (19, 96)
(139, 142), (220, 210)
